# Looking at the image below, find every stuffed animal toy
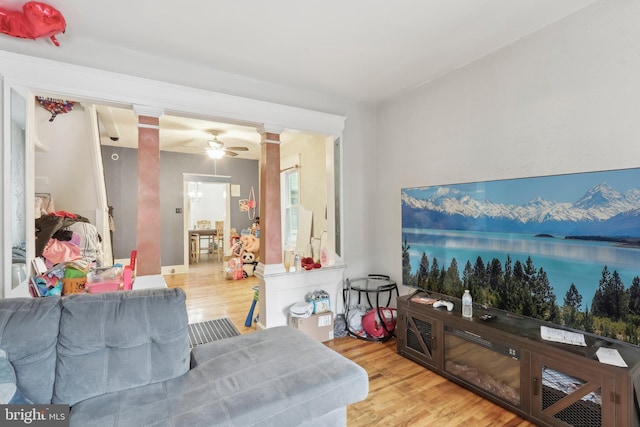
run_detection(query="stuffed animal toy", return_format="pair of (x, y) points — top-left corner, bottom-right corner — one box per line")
(239, 234), (260, 260)
(241, 251), (258, 277)
(228, 232), (257, 258)
(229, 228), (240, 247)
(225, 234), (260, 280)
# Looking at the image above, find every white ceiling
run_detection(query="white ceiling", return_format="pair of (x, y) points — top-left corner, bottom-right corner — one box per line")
(4, 0), (600, 156)
(1, 0), (598, 104)
(94, 105), (265, 159)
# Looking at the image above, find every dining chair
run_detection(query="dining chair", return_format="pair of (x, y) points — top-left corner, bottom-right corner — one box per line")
(190, 234), (199, 263)
(196, 220), (211, 230)
(215, 221), (224, 262)
(196, 220), (213, 258)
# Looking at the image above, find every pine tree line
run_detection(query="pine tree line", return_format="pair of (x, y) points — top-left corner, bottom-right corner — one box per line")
(402, 236), (640, 344)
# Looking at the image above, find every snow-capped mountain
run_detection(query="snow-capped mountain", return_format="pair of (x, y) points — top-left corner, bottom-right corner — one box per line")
(402, 183), (640, 236)
(573, 183), (632, 219)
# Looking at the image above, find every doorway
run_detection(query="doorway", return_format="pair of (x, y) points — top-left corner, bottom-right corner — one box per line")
(183, 174), (230, 269)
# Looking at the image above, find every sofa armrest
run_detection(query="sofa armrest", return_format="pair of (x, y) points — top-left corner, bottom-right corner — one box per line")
(53, 288), (190, 406)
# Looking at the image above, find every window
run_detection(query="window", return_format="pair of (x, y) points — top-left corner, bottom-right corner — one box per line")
(281, 167), (300, 249)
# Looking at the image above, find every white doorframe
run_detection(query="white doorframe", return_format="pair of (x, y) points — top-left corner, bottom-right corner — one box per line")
(182, 174), (231, 271)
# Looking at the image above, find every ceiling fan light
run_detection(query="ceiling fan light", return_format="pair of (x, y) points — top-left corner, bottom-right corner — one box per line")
(206, 147), (225, 159)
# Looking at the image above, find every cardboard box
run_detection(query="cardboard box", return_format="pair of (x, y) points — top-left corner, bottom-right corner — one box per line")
(289, 311), (334, 342)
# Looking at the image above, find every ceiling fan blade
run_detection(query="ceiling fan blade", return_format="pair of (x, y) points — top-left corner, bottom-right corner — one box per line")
(226, 146), (249, 151)
(225, 150), (239, 157)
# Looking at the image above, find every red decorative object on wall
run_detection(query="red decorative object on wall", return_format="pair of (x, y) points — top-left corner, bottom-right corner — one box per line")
(0, 1), (66, 46)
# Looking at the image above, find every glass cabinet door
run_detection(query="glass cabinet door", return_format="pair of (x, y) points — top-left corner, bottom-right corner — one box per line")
(443, 326), (522, 408)
(4, 86), (32, 298)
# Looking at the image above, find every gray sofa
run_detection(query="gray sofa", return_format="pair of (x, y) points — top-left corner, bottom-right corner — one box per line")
(0, 288), (369, 426)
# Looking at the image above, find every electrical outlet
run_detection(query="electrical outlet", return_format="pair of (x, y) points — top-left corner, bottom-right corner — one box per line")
(176, 208), (182, 213)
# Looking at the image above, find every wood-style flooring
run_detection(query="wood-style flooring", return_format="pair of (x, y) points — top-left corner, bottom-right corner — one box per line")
(164, 259), (536, 427)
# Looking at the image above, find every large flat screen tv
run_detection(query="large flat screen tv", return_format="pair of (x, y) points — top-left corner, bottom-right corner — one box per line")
(401, 167), (640, 346)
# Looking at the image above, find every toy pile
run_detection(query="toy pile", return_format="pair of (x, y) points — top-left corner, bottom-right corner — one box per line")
(289, 290), (331, 319)
(224, 233), (260, 280)
(30, 210), (108, 296)
(30, 258), (90, 297)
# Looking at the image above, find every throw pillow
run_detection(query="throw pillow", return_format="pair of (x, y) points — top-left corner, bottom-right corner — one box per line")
(0, 349), (32, 404)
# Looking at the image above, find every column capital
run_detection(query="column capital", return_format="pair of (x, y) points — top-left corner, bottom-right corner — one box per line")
(257, 124), (285, 135)
(258, 125), (282, 145)
(133, 105), (164, 118)
(260, 134), (280, 144)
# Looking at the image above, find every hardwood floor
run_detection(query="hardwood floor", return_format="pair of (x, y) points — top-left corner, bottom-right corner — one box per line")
(164, 259), (536, 427)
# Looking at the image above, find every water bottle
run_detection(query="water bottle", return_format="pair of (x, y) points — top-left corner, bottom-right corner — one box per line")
(462, 289), (473, 318)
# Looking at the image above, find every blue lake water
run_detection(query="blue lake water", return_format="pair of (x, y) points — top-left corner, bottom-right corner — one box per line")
(403, 228), (640, 308)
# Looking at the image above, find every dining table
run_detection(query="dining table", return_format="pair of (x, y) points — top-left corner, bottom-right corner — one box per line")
(189, 229), (217, 262)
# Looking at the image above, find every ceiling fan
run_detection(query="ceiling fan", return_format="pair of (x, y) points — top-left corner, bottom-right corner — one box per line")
(204, 132), (249, 159)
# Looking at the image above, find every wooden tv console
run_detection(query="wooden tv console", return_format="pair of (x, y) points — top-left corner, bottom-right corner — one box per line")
(396, 291), (640, 427)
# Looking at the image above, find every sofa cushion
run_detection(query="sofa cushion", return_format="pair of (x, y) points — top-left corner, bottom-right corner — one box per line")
(68, 326), (369, 426)
(53, 288), (190, 406)
(0, 296), (61, 404)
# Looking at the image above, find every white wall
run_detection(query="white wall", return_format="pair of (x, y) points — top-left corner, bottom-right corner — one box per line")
(375, 0), (640, 291)
(281, 134), (329, 241)
(34, 105), (101, 224)
(188, 182), (227, 229)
